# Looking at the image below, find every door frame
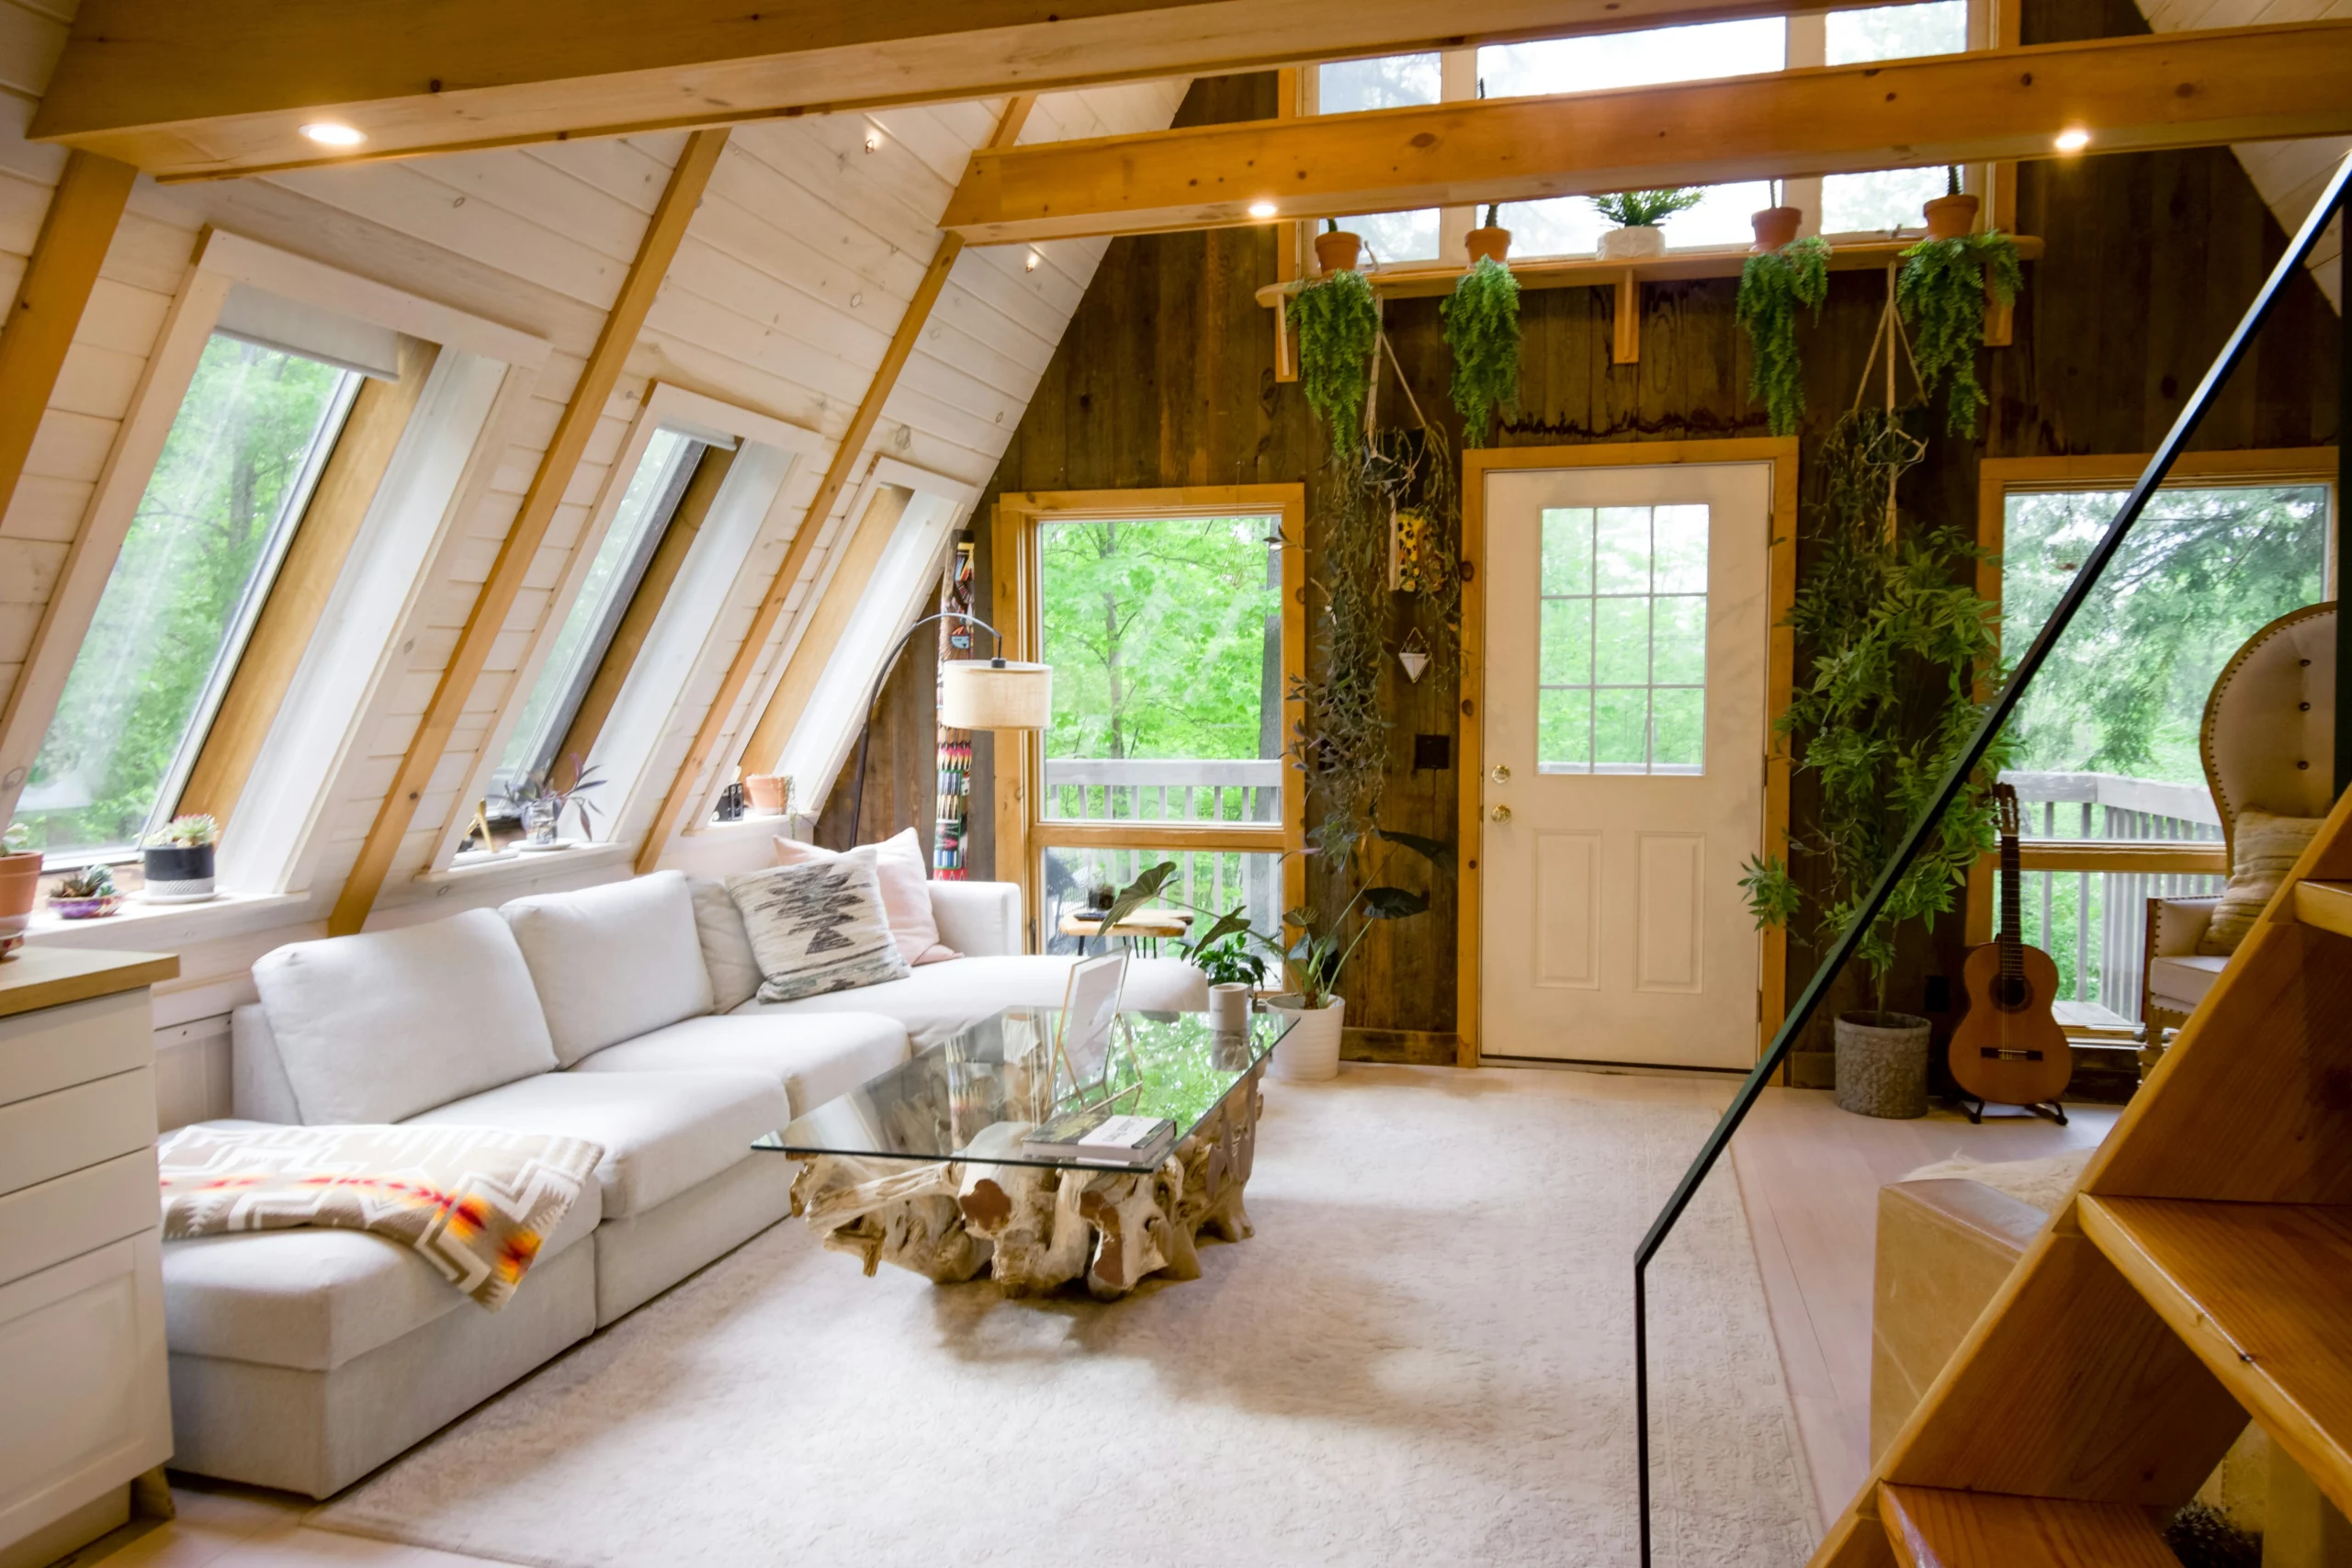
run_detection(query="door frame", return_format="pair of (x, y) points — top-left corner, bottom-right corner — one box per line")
(1457, 439), (1799, 1067)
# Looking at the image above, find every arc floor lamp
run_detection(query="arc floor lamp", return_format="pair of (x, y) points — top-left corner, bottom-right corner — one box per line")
(843, 610), (1049, 847)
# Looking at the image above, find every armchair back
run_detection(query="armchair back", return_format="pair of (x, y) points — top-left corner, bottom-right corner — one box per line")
(2201, 602), (2335, 870)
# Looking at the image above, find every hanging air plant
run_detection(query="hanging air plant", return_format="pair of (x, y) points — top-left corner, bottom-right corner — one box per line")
(1289, 268), (1379, 461)
(1735, 235), (1830, 437)
(1440, 255), (1521, 443)
(1895, 230), (2022, 438)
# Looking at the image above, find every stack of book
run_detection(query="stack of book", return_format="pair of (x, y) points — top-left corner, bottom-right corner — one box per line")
(1019, 1105), (1176, 1167)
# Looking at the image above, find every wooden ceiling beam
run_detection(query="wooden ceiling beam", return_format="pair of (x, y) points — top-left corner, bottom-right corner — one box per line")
(939, 21), (2352, 244)
(40, 0), (1916, 182)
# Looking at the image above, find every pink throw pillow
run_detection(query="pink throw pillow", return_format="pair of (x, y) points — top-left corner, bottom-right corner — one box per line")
(772, 828), (958, 965)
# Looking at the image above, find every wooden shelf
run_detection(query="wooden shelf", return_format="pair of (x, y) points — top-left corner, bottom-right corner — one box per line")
(1877, 1483), (2177, 1567)
(2079, 1194), (2352, 1517)
(2293, 880), (2352, 941)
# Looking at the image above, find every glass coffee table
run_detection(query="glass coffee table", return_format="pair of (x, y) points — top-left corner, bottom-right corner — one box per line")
(752, 1006), (1289, 1298)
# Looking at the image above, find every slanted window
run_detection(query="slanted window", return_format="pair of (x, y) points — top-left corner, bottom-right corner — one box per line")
(495, 428), (710, 796)
(1820, 2), (1970, 232)
(17, 334), (359, 863)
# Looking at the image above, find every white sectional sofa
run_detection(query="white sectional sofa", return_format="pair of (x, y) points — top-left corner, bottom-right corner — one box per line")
(165, 870), (1204, 1496)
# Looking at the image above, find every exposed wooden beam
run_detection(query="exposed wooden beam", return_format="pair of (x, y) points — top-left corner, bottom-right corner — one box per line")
(635, 96), (1033, 873)
(941, 21), (2352, 243)
(33, 0), (1919, 182)
(330, 128), (728, 934)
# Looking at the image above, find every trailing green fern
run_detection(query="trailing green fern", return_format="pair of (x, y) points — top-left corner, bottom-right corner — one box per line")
(1440, 256), (1521, 441)
(1289, 269), (1379, 461)
(1735, 236), (1830, 437)
(1896, 231), (2023, 438)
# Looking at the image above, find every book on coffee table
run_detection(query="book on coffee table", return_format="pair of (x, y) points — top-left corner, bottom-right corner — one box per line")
(1019, 1105), (1176, 1167)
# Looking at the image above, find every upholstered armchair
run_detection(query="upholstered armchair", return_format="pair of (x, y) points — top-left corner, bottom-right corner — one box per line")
(2142, 603), (2336, 1051)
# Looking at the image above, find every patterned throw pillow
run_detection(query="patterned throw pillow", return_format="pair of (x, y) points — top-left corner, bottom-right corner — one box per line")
(726, 860), (912, 1003)
(2197, 809), (2324, 956)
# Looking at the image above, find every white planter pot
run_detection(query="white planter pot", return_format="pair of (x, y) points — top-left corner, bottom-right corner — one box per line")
(1596, 225), (1667, 261)
(1266, 996), (1345, 1081)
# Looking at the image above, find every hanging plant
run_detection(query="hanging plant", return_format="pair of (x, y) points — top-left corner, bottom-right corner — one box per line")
(1289, 269), (1379, 461)
(1735, 236), (1830, 437)
(1440, 256), (1521, 443)
(1895, 231), (2022, 438)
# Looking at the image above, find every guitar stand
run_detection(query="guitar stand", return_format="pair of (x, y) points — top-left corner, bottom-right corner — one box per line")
(1955, 1094), (2067, 1127)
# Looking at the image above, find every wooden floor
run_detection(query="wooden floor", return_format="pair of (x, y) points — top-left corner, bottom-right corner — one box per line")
(61, 1072), (2110, 1566)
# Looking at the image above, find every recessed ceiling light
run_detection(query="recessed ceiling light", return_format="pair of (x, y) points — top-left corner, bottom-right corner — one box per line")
(298, 122), (367, 149)
(864, 130), (881, 152)
(1024, 250), (1040, 272)
(1247, 199), (1279, 219)
(2053, 127), (2091, 153)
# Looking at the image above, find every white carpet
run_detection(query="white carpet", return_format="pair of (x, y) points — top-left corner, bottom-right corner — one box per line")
(312, 1066), (1816, 1567)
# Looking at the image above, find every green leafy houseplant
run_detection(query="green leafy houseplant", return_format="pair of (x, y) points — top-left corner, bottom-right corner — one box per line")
(500, 756), (605, 842)
(1591, 187), (1704, 229)
(1288, 268), (1379, 461)
(1735, 236), (1830, 437)
(1441, 256), (1521, 440)
(1184, 933), (1267, 989)
(1739, 410), (2010, 1016)
(2, 822), (28, 855)
(1896, 231), (2022, 438)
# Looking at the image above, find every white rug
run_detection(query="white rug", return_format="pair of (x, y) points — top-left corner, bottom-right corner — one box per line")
(312, 1066), (1816, 1567)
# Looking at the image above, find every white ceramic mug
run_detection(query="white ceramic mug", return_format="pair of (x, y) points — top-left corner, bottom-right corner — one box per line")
(1207, 982), (1251, 1033)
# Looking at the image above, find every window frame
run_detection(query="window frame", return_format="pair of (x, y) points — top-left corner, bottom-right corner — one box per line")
(1965, 447), (2340, 944)
(994, 484), (1309, 953)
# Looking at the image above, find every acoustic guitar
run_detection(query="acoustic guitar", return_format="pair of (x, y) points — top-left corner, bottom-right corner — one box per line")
(1949, 784), (2072, 1115)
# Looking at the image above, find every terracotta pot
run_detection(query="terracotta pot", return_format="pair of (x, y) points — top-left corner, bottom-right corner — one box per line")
(1834, 1010), (1931, 1119)
(743, 774), (791, 816)
(1750, 205), (1804, 253)
(1464, 225), (1511, 265)
(0, 851), (39, 960)
(1596, 225), (1667, 261)
(1265, 995), (1344, 1081)
(1313, 230), (1363, 275)
(1922, 193), (1981, 242)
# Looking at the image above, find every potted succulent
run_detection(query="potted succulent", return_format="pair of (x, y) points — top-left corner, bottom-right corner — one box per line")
(1314, 218), (1363, 276)
(1921, 166), (1978, 242)
(1289, 265), (1380, 461)
(1465, 203), (1511, 265)
(1442, 254), (1521, 443)
(501, 757), (604, 851)
(2, 822), (38, 958)
(1735, 235), (1830, 436)
(1897, 185), (2023, 438)
(51, 863), (120, 920)
(1592, 187), (1704, 260)
(1750, 197), (1804, 253)
(141, 814), (219, 901)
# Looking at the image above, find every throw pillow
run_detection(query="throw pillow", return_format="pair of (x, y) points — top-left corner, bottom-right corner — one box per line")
(2197, 809), (2324, 956)
(688, 876), (763, 1012)
(727, 861), (913, 1003)
(500, 870), (716, 1065)
(772, 827), (958, 964)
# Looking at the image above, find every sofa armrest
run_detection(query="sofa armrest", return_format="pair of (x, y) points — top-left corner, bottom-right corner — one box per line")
(1871, 1178), (2046, 1461)
(2148, 895), (2220, 958)
(928, 881), (1023, 957)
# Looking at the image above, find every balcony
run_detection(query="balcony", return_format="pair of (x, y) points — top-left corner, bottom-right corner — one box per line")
(1038, 758), (1285, 953)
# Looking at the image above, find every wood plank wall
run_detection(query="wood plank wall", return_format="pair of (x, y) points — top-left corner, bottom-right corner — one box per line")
(849, 7), (2341, 1054)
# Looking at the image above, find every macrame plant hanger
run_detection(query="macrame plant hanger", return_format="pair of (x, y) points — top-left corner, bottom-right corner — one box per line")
(1847, 261), (1931, 542)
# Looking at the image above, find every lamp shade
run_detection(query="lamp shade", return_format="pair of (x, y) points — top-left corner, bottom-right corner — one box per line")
(940, 659), (1052, 730)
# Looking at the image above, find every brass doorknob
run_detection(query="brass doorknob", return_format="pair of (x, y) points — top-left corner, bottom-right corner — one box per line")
(1490, 804), (1512, 822)
(1490, 764), (1510, 784)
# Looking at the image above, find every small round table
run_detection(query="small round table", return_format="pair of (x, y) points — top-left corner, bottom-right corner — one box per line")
(1057, 908), (1192, 955)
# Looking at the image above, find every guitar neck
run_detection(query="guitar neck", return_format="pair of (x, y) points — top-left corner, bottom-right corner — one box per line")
(1999, 832), (2022, 975)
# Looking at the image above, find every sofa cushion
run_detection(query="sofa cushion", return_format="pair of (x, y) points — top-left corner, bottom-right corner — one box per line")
(161, 1120), (602, 1373)
(730, 954), (1208, 1051)
(253, 908), (559, 1126)
(501, 870), (715, 1066)
(688, 876), (763, 1012)
(2149, 953), (2228, 1010)
(402, 1070), (782, 1218)
(774, 829), (956, 964)
(2198, 809), (2324, 956)
(727, 861), (910, 1003)
(569, 1013), (908, 1118)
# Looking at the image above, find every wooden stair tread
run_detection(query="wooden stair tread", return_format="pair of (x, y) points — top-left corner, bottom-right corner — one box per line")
(1877, 1483), (2175, 1566)
(2079, 1195), (2352, 1513)
(2294, 880), (2352, 941)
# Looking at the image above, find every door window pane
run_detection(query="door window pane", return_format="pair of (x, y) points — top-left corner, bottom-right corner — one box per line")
(497, 429), (704, 795)
(1480, 22), (1781, 255)
(1042, 845), (1283, 957)
(17, 335), (358, 861)
(1999, 484), (2329, 839)
(1536, 504), (1710, 775)
(1037, 514), (1283, 825)
(1821, 2), (1969, 232)
(1318, 57), (1443, 264)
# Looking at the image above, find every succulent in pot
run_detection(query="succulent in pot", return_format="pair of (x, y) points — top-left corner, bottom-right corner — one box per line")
(1313, 218), (1363, 276)
(1921, 165), (1979, 242)
(1591, 187), (1703, 260)
(1, 821), (38, 958)
(1465, 203), (1512, 265)
(1750, 203), (1804, 253)
(51, 863), (120, 920)
(141, 813), (219, 901)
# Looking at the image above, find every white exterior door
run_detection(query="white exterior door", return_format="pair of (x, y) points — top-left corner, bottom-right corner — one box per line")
(1478, 462), (1772, 1069)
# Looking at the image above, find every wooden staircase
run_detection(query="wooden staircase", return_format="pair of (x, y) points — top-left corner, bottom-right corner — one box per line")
(1811, 787), (2352, 1567)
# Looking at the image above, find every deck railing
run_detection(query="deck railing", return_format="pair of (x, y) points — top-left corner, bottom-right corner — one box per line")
(1038, 757), (1286, 950)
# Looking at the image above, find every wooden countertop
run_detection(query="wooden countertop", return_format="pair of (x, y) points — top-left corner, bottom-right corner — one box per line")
(0, 946), (178, 1020)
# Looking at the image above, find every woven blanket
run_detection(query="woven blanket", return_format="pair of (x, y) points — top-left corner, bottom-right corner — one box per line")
(159, 1123), (605, 1310)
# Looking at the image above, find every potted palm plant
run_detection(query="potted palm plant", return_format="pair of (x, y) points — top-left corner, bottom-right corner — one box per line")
(141, 814), (219, 901)
(1, 822), (38, 958)
(1592, 187), (1704, 260)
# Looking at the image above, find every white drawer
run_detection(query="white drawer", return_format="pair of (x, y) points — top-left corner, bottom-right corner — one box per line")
(0, 1233), (171, 1550)
(0, 990), (152, 1110)
(0, 1070), (156, 1200)
(0, 1150), (158, 1290)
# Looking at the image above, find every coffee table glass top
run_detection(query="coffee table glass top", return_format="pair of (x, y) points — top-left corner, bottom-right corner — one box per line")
(752, 1007), (1290, 1169)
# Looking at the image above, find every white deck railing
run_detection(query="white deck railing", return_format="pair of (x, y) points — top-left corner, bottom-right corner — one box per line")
(1039, 758), (1285, 949)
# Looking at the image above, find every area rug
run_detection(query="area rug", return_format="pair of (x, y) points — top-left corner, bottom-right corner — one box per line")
(311, 1066), (1816, 1567)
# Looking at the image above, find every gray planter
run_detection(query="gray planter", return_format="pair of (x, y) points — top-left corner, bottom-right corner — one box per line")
(1834, 1010), (1930, 1119)
(140, 842), (215, 901)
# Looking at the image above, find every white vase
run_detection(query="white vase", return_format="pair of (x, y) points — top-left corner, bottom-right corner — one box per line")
(1267, 996), (1345, 1081)
(1596, 225), (1667, 261)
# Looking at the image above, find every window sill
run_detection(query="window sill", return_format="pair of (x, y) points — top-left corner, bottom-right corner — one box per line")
(23, 889), (309, 952)
(412, 840), (636, 891)
(687, 814), (813, 842)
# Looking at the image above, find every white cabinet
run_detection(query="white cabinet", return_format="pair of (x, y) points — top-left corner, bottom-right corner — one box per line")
(0, 951), (176, 1568)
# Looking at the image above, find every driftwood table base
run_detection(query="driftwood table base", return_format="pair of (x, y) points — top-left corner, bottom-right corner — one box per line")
(788, 1066), (1263, 1299)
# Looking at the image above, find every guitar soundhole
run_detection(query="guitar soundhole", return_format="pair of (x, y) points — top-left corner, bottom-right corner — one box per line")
(1993, 974), (2034, 1011)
